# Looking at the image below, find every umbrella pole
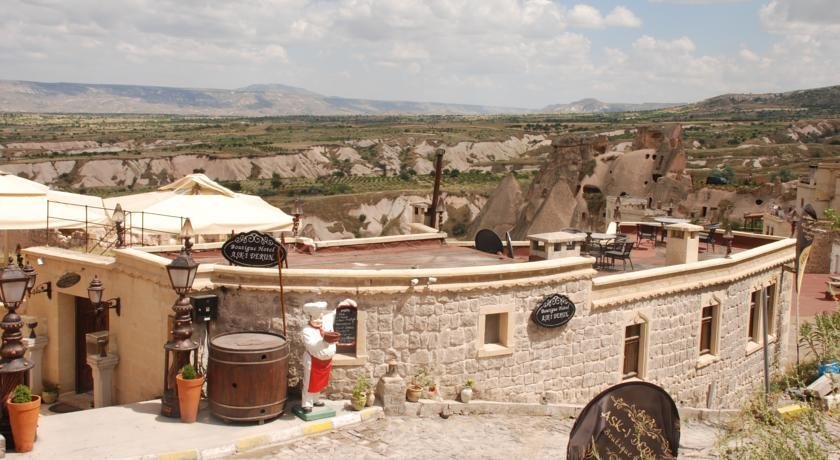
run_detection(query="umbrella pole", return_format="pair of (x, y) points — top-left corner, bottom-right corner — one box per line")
(277, 246), (287, 337)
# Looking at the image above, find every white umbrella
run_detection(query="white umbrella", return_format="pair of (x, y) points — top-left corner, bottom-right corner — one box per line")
(0, 171), (109, 230)
(104, 174), (293, 235)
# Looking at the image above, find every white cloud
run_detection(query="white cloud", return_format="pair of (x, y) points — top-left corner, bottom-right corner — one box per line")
(568, 4), (641, 28)
(739, 48), (759, 62)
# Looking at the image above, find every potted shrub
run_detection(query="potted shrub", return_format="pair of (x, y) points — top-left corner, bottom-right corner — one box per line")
(406, 368), (427, 402)
(460, 378), (475, 403)
(7, 384), (40, 452)
(176, 364), (205, 423)
(42, 382), (59, 404)
(351, 376), (368, 411)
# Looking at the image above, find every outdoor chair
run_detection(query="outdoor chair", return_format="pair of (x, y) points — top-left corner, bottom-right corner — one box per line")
(699, 224), (719, 251)
(636, 224), (657, 247)
(604, 241), (635, 271)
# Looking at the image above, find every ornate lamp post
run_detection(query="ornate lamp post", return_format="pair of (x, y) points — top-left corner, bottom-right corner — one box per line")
(160, 234), (200, 418)
(0, 261), (34, 449)
(180, 218), (194, 253)
(291, 200), (303, 236)
(112, 204), (126, 248)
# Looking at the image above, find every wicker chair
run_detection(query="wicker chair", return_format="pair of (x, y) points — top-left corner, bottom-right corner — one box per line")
(604, 241), (635, 271)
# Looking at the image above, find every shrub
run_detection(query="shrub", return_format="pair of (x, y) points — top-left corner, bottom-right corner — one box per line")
(799, 310), (840, 364)
(11, 385), (32, 404)
(180, 364), (198, 380)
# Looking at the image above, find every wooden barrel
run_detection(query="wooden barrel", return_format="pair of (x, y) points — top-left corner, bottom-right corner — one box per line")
(208, 332), (289, 422)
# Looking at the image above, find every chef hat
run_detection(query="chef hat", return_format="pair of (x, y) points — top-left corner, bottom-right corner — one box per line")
(303, 301), (329, 319)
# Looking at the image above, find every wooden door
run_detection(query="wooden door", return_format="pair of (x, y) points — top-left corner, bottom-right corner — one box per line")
(75, 297), (108, 393)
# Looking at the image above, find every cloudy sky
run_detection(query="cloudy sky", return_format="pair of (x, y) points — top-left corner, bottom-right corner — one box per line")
(1, 0), (838, 108)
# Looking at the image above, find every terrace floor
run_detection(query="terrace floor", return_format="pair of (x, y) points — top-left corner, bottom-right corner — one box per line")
(591, 240), (741, 277)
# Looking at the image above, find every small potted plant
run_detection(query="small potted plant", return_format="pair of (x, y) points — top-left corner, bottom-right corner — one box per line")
(460, 378), (475, 403)
(176, 363), (205, 423)
(6, 384), (40, 452)
(42, 382), (59, 404)
(406, 368), (427, 402)
(351, 376), (368, 411)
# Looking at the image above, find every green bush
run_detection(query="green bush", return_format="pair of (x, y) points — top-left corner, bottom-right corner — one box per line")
(180, 364), (198, 380)
(11, 384), (32, 403)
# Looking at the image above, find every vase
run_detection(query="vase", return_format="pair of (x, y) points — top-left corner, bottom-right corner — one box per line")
(460, 388), (473, 403)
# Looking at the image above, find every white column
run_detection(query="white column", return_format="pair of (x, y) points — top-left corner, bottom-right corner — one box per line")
(23, 336), (48, 395)
(86, 353), (119, 408)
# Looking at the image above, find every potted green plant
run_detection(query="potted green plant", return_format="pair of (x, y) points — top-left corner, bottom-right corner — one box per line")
(176, 363), (205, 423)
(351, 376), (368, 411)
(42, 382), (59, 404)
(460, 378), (475, 403)
(406, 368), (427, 402)
(6, 384), (40, 452)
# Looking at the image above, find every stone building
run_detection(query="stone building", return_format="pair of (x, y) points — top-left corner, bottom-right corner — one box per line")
(797, 162), (840, 216)
(21, 225), (793, 412)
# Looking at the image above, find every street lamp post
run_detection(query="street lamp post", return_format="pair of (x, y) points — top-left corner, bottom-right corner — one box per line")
(0, 261), (34, 450)
(112, 204), (126, 248)
(291, 200), (303, 236)
(160, 229), (200, 418)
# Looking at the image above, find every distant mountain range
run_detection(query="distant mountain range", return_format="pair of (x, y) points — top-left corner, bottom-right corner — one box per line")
(0, 79), (837, 116)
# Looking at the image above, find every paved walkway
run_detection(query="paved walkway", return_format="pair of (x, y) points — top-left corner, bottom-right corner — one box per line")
(7, 399), (380, 460)
(233, 414), (721, 459)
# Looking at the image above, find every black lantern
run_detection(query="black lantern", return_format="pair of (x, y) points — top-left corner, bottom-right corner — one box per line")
(0, 263), (29, 307)
(22, 260), (51, 299)
(0, 261), (34, 374)
(160, 248), (200, 418)
(87, 275), (121, 316)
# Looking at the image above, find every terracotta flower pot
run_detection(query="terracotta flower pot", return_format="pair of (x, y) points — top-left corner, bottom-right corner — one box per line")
(351, 395), (367, 411)
(406, 385), (422, 402)
(176, 374), (205, 423)
(7, 395), (41, 453)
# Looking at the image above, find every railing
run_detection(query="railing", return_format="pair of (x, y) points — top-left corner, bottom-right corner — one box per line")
(44, 200), (188, 254)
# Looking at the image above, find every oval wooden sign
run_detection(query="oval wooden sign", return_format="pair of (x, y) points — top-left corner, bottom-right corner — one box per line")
(221, 231), (285, 268)
(531, 294), (575, 328)
(56, 272), (81, 289)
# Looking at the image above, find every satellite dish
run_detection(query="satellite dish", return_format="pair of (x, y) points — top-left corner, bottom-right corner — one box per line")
(475, 229), (503, 255)
(803, 203), (818, 221)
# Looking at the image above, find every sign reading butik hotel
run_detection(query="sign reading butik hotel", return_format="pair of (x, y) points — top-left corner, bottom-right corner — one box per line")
(222, 230), (285, 268)
(531, 294), (575, 328)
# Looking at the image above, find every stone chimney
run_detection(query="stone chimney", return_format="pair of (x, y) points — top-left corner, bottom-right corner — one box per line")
(665, 223), (703, 265)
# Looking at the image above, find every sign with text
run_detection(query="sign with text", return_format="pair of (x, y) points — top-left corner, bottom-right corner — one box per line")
(530, 294), (576, 328)
(333, 305), (358, 353)
(567, 382), (680, 460)
(222, 231), (285, 268)
(56, 272), (82, 289)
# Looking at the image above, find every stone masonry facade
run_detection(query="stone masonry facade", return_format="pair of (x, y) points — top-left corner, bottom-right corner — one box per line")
(215, 261), (791, 410)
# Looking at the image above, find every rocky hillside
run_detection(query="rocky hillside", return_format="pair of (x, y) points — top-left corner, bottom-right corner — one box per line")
(0, 80), (528, 116)
(0, 135), (551, 188)
(678, 84), (840, 116)
(540, 98), (679, 114)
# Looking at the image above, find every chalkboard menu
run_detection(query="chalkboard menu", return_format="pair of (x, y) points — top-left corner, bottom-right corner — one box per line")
(531, 294), (576, 328)
(333, 305), (357, 353)
(221, 230), (286, 268)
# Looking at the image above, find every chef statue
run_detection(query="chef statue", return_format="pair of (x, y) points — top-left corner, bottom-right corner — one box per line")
(300, 300), (343, 413)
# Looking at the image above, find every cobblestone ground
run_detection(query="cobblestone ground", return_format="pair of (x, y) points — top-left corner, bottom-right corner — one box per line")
(233, 415), (720, 460)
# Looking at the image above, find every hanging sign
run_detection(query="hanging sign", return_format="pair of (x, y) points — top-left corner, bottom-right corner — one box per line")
(530, 294), (576, 328)
(222, 231), (285, 268)
(56, 272), (82, 289)
(567, 381), (681, 460)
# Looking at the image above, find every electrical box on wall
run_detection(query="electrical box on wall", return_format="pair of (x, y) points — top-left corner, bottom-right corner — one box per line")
(191, 294), (218, 322)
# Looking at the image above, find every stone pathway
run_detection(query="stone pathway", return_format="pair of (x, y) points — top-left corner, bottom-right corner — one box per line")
(232, 414), (721, 459)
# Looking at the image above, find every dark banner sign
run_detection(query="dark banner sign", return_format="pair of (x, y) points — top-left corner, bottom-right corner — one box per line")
(531, 294), (575, 328)
(56, 272), (81, 289)
(567, 381), (680, 460)
(222, 231), (285, 268)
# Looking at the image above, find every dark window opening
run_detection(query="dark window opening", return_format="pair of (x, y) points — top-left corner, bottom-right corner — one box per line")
(700, 305), (715, 355)
(623, 324), (642, 378)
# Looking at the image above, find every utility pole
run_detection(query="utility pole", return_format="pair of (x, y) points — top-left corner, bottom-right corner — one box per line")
(426, 149), (445, 228)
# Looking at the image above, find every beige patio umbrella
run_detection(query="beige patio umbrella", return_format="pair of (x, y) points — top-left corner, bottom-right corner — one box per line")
(103, 174), (293, 236)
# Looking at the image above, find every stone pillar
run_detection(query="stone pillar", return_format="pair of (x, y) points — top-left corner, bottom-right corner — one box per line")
(665, 223), (703, 265)
(22, 336), (48, 395)
(375, 361), (406, 416)
(86, 353), (119, 408)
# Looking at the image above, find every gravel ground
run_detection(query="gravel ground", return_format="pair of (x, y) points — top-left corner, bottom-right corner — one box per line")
(232, 414), (721, 460)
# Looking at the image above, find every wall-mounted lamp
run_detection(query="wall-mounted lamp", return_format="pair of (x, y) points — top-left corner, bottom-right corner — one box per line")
(22, 260), (51, 299)
(87, 275), (121, 316)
